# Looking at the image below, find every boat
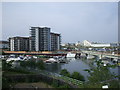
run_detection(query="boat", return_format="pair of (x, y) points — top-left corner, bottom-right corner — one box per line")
(0, 55), (5, 59)
(66, 52), (76, 58)
(58, 59), (66, 63)
(9, 54), (16, 58)
(6, 54), (25, 62)
(33, 56), (37, 59)
(87, 55), (95, 60)
(80, 53), (87, 57)
(102, 60), (109, 66)
(44, 58), (58, 63)
(23, 55), (32, 60)
(112, 58), (118, 63)
(6, 57), (23, 62)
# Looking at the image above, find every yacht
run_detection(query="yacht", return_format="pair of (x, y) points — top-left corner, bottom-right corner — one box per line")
(44, 58), (58, 63)
(6, 57), (23, 62)
(66, 52), (76, 58)
(87, 55), (95, 60)
(6, 55), (24, 62)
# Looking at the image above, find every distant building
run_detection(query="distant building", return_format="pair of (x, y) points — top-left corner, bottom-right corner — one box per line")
(75, 41), (81, 46)
(61, 43), (66, 47)
(50, 32), (61, 51)
(83, 40), (92, 47)
(110, 43), (118, 47)
(9, 37), (30, 51)
(0, 41), (9, 51)
(83, 40), (111, 47)
(30, 26), (61, 51)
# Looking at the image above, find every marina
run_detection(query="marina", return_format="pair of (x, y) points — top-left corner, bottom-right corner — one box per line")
(1, 53), (120, 81)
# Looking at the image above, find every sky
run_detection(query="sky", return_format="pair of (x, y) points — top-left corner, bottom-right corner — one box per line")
(2, 2), (118, 43)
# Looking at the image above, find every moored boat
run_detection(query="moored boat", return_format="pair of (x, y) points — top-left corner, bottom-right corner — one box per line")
(87, 55), (95, 60)
(66, 52), (76, 58)
(6, 57), (23, 62)
(44, 58), (58, 63)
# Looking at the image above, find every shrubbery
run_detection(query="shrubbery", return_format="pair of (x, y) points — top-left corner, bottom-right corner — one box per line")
(71, 71), (85, 81)
(60, 69), (85, 81)
(60, 69), (70, 77)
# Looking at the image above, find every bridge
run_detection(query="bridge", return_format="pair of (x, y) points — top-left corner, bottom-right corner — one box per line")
(82, 50), (120, 60)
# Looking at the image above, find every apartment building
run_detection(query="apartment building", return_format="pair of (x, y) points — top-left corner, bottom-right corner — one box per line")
(9, 37), (30, 51)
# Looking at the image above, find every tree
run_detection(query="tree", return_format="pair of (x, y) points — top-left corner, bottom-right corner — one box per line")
(2, 60), (13, 71)
(71, 72), (85, 81)
(60, 69), (70, 77)
(85, 60), (114, 83)
(84, 60), (119, 88)
(36, 60), (45, 70)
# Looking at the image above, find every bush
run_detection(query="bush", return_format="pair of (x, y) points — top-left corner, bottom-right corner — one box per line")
(2, 77), (11, 88)
(58, 84), (70, 88)
(71, 72), (85, 81)
(36, 60), (45, 70)
(2, 60), (13, 71)
(60, 69), (70, 77)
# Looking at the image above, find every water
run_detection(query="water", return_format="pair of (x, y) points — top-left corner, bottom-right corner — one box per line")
(45, 58), (93, 80)
(12, 57), (120, 81)
(45, 58), (120, 80)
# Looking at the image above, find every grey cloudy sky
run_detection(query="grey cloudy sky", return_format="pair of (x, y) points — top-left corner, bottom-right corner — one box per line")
(2, 2), (118, 43)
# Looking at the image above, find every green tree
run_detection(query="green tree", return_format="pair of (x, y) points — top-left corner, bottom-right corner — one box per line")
(71, 72), (85, 81)
(2, 60), (13, 71)
(36, 60), (45, 70)
(85, 60), (113, 83)
(60, 69), (70, 77)
(84, 60), (119, 88)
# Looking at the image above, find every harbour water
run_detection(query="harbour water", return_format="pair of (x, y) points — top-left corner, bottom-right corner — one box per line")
(45, 58), (120, 80)
(7, 56), (120, 81)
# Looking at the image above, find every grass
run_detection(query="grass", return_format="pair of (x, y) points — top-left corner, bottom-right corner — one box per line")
(51, 74), (83, 87)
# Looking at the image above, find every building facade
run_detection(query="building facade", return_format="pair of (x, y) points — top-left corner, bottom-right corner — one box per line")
(83, 40), (111, 48)
(30, 27), (51, 51)
(0, 41), (9, 51)
(30, 26), (61, 51)
(9, 37), (30, 51)
(50, 33), (61, 51)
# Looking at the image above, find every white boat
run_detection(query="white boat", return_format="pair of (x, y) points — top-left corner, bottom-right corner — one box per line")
(33, 56), (37, 59)
(6, 57), (23, 62)
(87, 55), (95, 59)
(66, 52), (76, 58)
(102, 60), (109, 66)
(0, 55), (5, 59)
(44, 58), (58, 63)
(6, 55), (24, 62)
(80, 53), (87, 57)
(9, 54), (16, 58)
(23, 55), (32, 60)
(113, 58), (118, 63)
